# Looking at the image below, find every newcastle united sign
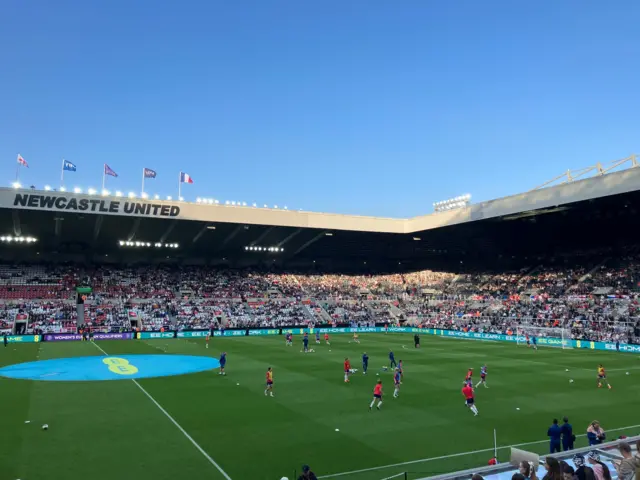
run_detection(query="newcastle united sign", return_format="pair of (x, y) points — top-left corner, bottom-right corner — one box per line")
(12, 193), (180, 218)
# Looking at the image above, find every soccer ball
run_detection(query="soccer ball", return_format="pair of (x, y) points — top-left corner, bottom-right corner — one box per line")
(569, 379), (574, 383)
(42, 424), (49, 430)
(281, 477), (289, 480)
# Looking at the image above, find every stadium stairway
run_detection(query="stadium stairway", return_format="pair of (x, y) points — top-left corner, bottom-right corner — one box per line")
(241, 301), (257, 324)
(566, 258), (610, 292)
(316, 303), (334, 324)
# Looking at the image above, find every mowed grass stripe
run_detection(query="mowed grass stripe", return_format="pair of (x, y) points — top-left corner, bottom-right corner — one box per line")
(6, 341), (232, 480)
(3, 334), (640, 480)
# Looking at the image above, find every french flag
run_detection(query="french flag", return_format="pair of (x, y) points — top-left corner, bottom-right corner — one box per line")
(180, 172), (194, 184)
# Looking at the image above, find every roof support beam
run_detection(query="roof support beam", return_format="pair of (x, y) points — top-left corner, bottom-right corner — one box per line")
(249, 227), (274, 247)
(288, 232), (325, 258)
(159, 220), (177, 243)
(12, 211), (21, 237)
(192, 225), (209, 244)
(276, 228), (302, 248)
(217, 225), (243, 251)
(54, 217), (62, 238)
(127, 218), (141, 242)
(93, 216), (103, 242)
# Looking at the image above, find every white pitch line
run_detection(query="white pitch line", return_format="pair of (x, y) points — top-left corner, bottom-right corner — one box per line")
(318, 424), (640, 479)
(91, 342), (232, 480)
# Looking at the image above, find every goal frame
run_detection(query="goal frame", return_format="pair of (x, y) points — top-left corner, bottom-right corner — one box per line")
(516, 326), (572, 349)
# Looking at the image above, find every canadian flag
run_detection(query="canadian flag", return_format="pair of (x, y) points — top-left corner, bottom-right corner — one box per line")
(179, 172), (194, 184)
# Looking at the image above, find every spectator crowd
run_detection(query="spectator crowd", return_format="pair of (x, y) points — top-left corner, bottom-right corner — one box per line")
(0, 261), (638, 342)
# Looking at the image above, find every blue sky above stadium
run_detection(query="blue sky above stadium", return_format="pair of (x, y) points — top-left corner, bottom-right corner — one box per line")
(1, 1), (639, 218)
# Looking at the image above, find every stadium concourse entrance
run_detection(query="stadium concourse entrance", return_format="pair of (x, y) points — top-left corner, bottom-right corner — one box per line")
(12, 312), (29, 334)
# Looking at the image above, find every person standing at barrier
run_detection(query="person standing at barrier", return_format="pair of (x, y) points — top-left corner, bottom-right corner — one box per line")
(613, 441), (640, 480)
(560, 417), (574, 451)
(3, 332), (7, 348)
(548, 419), (562, 454)
(414, 333), (420, 348)
(587, 421), (606, 446)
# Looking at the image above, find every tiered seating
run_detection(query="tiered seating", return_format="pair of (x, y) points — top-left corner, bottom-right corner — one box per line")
(0, 261), (637, 341)
(0, 265), (76, 300)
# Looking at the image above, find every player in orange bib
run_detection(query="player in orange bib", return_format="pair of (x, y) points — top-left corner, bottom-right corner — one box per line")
(597, 365), (612, 389)
(464, 368), (473, 386)
(369, 379), (383, 411)
(265, 367), (274, 397)
(344, 358), (351, 383)
(205, 333), (210, 349)
(462, 384), (478, 416)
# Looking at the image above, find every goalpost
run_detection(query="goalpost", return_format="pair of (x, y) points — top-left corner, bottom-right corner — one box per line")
(516, 325), (573, 349)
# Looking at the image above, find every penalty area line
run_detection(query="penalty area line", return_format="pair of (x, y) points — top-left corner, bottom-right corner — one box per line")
(90, 342), (232, 480)
(318, 424), (640, 479)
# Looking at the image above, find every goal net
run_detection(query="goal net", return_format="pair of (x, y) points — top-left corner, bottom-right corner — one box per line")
(516, 326), (573, 349)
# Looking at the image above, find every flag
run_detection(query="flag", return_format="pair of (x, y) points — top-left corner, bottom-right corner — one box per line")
(17, 154), (28, 168)
(180, 172), (194, 184)
(143, 168), (157, 179)
(104, 164), (118, 177)
(63, 160), (77, 172)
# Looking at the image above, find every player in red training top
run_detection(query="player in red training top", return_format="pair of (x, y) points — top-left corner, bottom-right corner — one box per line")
(464, 368), (473, 386)
(344, 358), (351, 383)
(369, 379), (383, 410)
(205, 333), (210, 349)
(324, 333), (330, 345)
(264, 367), (274, 397)
(462, 384), (479, 416)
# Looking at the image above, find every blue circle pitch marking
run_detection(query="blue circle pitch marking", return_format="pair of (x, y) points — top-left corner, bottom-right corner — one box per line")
(0, 355), (220, 382)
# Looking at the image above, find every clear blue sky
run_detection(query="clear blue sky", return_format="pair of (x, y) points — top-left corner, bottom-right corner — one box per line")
(1, 1), (639, 218)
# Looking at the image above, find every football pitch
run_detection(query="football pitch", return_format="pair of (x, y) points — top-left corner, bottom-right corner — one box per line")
(2, 334), (640, 480)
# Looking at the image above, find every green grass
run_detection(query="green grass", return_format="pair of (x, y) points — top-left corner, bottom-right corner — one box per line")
(1, 334), (640, 480)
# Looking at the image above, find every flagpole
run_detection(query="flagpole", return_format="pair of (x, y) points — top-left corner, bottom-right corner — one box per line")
(102, 164), (106, 191)
(15, 158), (20, 182)
(61, 159), (65, 187)
(141, 168), (145, 195)
(178, 171), (182, 199)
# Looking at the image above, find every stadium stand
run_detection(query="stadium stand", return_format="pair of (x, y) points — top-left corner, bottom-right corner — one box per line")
(1, 264), (638, 343)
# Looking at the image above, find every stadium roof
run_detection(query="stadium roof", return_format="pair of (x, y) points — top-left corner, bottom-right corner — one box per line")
(2, 166), (640, 271)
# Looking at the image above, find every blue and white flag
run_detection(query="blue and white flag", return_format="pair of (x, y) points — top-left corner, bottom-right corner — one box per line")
(62, 160), (77, 172)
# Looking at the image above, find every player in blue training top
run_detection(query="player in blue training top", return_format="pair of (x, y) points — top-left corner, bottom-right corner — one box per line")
(302, 333), (309, 353)
(393, 368), (401, 398)
(476, 364), (488, 388)
(219, 352), (227, 376)
(285, 332), (293, 346)
(315, 331), (321, 344)
(362, 352), (369, 375)
(531, 336), (538, 351)
(389, 350), (397, 368)
(398, 359), (404, 384)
